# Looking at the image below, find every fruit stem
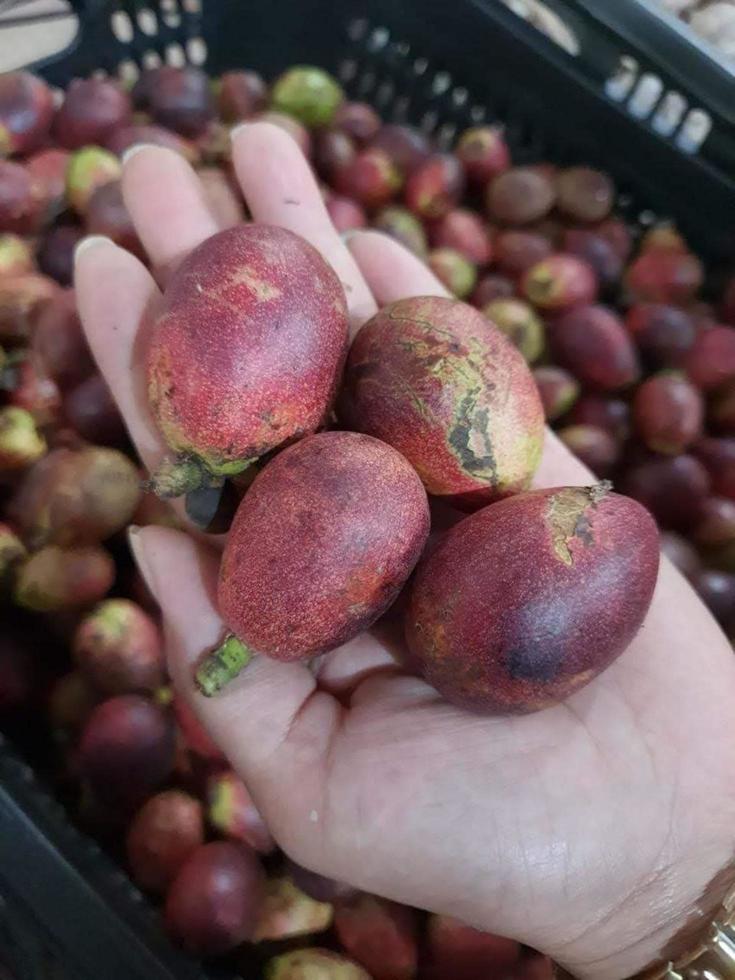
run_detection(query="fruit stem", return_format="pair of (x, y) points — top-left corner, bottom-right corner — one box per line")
(589, 480), (613, 503)
(144, 455), (222, 499)
(195, 633), (253, 697)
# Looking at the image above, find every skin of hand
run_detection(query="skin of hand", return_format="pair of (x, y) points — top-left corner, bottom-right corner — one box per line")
(74, 122), (735, 980)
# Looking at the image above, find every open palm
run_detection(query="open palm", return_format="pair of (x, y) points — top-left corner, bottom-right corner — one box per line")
(75, 123), (735, 979)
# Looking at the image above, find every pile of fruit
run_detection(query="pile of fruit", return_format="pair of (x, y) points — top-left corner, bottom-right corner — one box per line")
(0, 57), (733, 979)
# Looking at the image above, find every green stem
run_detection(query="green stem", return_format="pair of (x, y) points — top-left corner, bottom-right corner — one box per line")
(144, 455), (222, 499)
(195, 633), (253, 697)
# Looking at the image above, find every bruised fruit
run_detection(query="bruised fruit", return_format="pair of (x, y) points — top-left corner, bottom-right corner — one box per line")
(218, 70), (268, 121)
(685, 326), (735, 392)
(625, 303), (697, 369)
(373, 206), (427, 257)
(371, 124), (431, 175)
(198, 431), (429, 694)
(429, 208), (493, 265)
(484, 297), (545, 363)
(146, 224), (348, 497)
(622, 454), (710, 530)
(0, 160), (44, 234)
(106, 123), (197, 161)
(73, 598), (164, 695)
(54, 78), (131, 149)
(333, 102), (381, 144)
(0, 406), (46, 470)
(126, 789), (204, 893)
(552, 304), (639, 390)
(66, 146), (121, 215)
(693, 437), (735, 501)
(333, 894), (417, 980)
(207, 770), (275, 854)
(522, 254), (597, 311)
(325, 194), (367, 234)
(426, 915), (520, 980)
(340, 296), (544, 508)
(64, 373), (125, 446)
(558, 424), (619, 476)
(10, 446), (140, 548)
(0, 273), (57, 343)
(533, 365), (579, 421)
(32, 289), (93, 387)
(334, 148), (402, 210)
(428, 248), (477, 299)
(271, 66), (344, 127)
(406, 484), (659, 713)
(494, 230), (552, 279)
(455, 125), (510, 184)
(266, 949), (370, 980)
(254, 877), (333, 941)
(0, 71), (54, 155)
(0, 234), (33, 277)
(625, 250), (703, 304)
(78, 694), (174, 810)
(37, 225), (84, 286)
(486, 167), (555, 225)
(133, 66), (215, 137)
(556, 166), (614, 223)
(14, 544), (114, 611)
(404, 154), (464, 220)
(633, 373), (703, 454)
(164, 841), (265, 954)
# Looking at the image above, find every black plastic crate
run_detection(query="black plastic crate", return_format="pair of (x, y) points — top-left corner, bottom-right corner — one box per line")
(1, 1), (735, 977)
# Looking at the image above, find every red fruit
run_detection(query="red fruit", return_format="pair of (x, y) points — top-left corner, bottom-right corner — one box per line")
(207, 770), (275, 854)
(685, 325), (735, 392)
(333, 102), (381, 144)
(429, 208), (493, 265)
(4, 356), (61, 427)
(218, 70), (268, 121)
(173, 695), (225, 763)
(66, 146), (122, 216)
(254, 111), (312, 158)
(0, 521), (26, 585)
(11, 446), (140, 548)
(428, 247), (477, 299)
(333, 894), (417, 980)
(560, 228), (623, 289)
(340, 296), (544, 508)
(64, 373), (125, 446)
(53, 78), (131, 150)
(594, 216), (633, 262)
(254, 876), (333, 941)
(73, 598), (164, 695)
(164, 841), (264, 954)
(692, 497), (735, 550)
(284, 860), (356, 904)
(484, 297), (545, 363)
(471, 272), (515, 307)
(640, 222), (687, 255)
(47, 670), (97, 733)
(0, 160), (44, 234)
(27, 148), (70, 212)
(495, 230), (552, 279)
(32, 288), (93, 387)
(199, 431), (429, 693)
(146, 225), (348, 497)
(78, 694), (174, 809)
(373, 206), (427, 257)
(266, 949), (370, 979)
(334, 147), (402, 209)
(85, 179), (142, 253)
(406, 485), (660, 713)
(37, 225), (84, 287)
(660, 532), (701, 580)
(0, 71), (54, 156)
(558, 424), (619, 476)
(533, 365), (580, 421)
(694, 570), (735, 628)
(710, 381), (735, 434)
(633, 373), (703, 454)
(0, 234), (33, 277)
(0, 406), (46, 470)
(625, 303), (697, 369)
(625, 250), (703, 304)
(14, 544), (114, 611)
(552, 304), (639, 390)
(486, 167), (556, 225)
(132, 66), (215, 138)
(567, 394), (630, 441)
(370, 124), (431, 175)
(316, 127), (357, 181)
(622, 454), (710, 530)
(426, 915), (520, 980)
(455, 125), (511, 184)
(693, 438), (735, 500)
(556, 166), (614, 223)
(126, 789), (204, 893)
(522, 254), (597, 311)
(106, 123), (197, 162)
(404, 154), (464, 220)
(325, 194), (367, 233)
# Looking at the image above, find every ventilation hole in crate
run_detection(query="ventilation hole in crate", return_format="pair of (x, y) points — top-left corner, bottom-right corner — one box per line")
(356, 70), (377, 98)
(452, 86), (469, 108)
(182, 0), (201, 12)
(111, 9), (134, 43)
(499, 0), (579, 54)
(348, 17), (368, 41)
(638, 209), (657, 227)
(436, 121), (457, 150)
(136, 7), (158, 36)
(470, 104), (488, 124)
(676, 108), (712, 153)
(605, 55), (639, 102)
(375, 79), (395, 109)
(160, 0), (181, 27)
(393, 39), (411, 59)
(652, 91), (687, 136)
(431, 71), (452, 96)
(143, 49), (162, 68)
(392, 94), (410, 122)
(118, 59), (140, 83)
(338, 58), (358, 83)
(166, 43), (186, 66)
(420, 109), (439, 135)
(627, 73), (664, 119)
(367, 26), (390, 51)
(412, 57), (429, 76)
(187, 37), (207, 64)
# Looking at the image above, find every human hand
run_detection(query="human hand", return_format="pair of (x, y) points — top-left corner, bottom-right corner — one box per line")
(75, 122), (735, 979)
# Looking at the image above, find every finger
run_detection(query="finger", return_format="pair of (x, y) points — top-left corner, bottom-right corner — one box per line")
(231, 122), (376, 333)
(348, 229), (593, 488)
(121, 144), (220, 282)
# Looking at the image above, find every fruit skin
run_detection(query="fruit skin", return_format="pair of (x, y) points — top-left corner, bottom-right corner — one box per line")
(77, 694), (175, 809)
(622, 454), (710, 530)
(126, 789), (204, 893)
(0, 71), (54, 155)
(0, 160), (44, 234)
(65, 146), (122, 215)
(406, 485), (660, 714)
(455, 125), (511, 185)
(340, 296), (544, 508)
(266, 949), (371, 980)
(53, 78), (132, 149)
(32, 288), (93, 387)
(625, 250), (704, 304)
(9, 446), (140, 548)
(471, 272), (515, 307)
(484, 297), (545, 363)
(567, 394), (630, 442)
(429, 208), (493, 265)
(560, 228), (623, 290)
(693, 437), (735, 501)
(373, 206), (427, 257)
(26, 148), (71, 212)
(64, 373), (125, 446)
(0, 234), (33, 277)
(425, 915), (520, 980)
(334, 148), (402, 210)
(4, 356), (61, 427)
(314, 128), (356, 180)
(37, 225), (84, 287)
(494, 230), (552, 279)
(556, 166), (614, 223)
(333, 894), (417, 980)
(0, 406), (46, 470)
(685, 325), (735, 392)
(333, 102), (381, 144)
(641, 222), (687, 255)
(486, 167), (556, 225)
(73, 598), (164, 696)
(207, 770), (275, 854)
(164, 840), (265, 955)
(0, 273), (58, 344)
(404, 154), (465, 221)
(552, 304), (639, 391)
(214, 431), (430, 667)
(633, 373), (703, 454)
(625, 303), (697, 369)
(132, 66), (215, 137)
(85, 179), (141, 254)
(710, 381), (735, 434)
(533, 365), (580, 421)
(428, 248), (477, 299)
(106, 123), (197, 161)
(522, 254), (598, 311)
(218, 70), (268, 121)
(692, 496), (735, 551)
(370, 124), (431, 175)
(694, 570), (735, 629)
(558, 424), (619, 476)
(14, 544), (115, 612)
(270, 66), (344, 127)
(146, 224), (348, 496)
(254, 876), (334, 942)
(47, 670), (97, 734)
(325, 194), (366, 234)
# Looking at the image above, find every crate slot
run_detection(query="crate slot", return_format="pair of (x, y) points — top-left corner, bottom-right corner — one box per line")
(676, 107), (712, 153)
(159, 0), (181, 28)
(186, 36), (206, 64)
(136, 6), (157, 36)
(110, 9), (133, 43)
(165, 42), (185, 66)
(117, 58), (139, 82)
(142, 48), (162, 68)
(652, 90), (688, 136)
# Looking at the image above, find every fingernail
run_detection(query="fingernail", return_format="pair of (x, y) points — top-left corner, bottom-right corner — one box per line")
(229, 122), (254, 142)
(127, 524), (159, 601)
(74, 235), (114, 263)
(121, 142), (157, 166)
